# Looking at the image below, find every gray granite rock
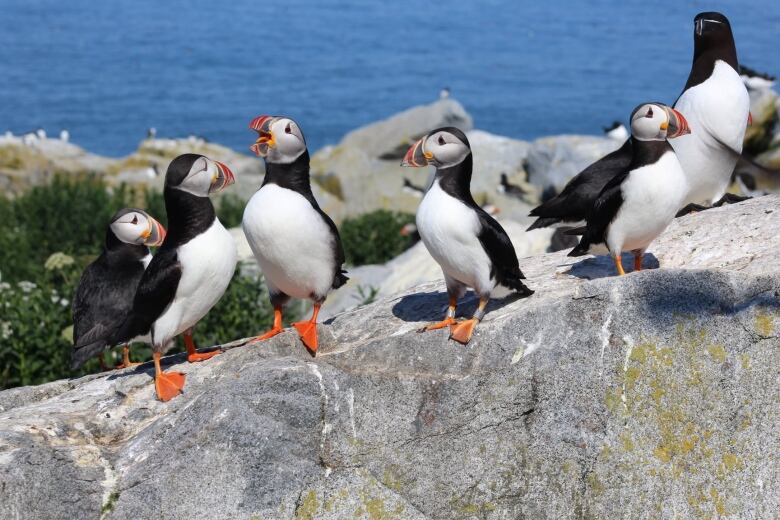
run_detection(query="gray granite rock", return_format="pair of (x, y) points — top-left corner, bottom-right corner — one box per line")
(1, 195), (779, 519)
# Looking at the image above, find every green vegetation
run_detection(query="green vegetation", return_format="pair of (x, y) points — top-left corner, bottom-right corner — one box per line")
(0, 175), (277, 390)
(216, 193), (246, 229)
(340, 209), (416, 266)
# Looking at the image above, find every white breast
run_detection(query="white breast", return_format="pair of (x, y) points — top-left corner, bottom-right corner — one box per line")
(153, 219), (237, 349)
(672, 60), (749, 205)
(606, 151), (687, 254)
(416, 180), (493, 295)
(242, 184), (336, 300)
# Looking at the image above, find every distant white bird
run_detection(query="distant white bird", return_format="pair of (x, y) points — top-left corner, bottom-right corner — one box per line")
(35, 128), (46, 140)
(22, 133), (37, 145)
(439, 87), (450, 100)
(147, 127), (157, 139)
(603, 121), (629, 142)
(59, 130), (69, 142)
(739, 65), (776, 91)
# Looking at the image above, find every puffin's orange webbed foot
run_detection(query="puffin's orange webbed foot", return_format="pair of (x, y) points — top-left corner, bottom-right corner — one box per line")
(418, 317), (457, 332)
(183, 331), (221, 363)
(449, 318), (479, 345)
(293, 320), (318, 354)
(252, 307), (284, 343)
(155, 371), (186, 402)
(115, 344), (142, 369)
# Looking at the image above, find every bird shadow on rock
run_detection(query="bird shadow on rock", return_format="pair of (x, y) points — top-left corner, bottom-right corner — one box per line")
(391, 290), (524, 323)
(567, 252), (660, 280)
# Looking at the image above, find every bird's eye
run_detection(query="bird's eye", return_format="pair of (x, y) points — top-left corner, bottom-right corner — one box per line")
(438, 136), (446, 146)
(285, 123), (292, 134)
(645, 107), (654, 118)
(131, 215), (138, 225)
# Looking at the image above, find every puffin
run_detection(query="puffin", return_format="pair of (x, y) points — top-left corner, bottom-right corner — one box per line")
(71, 208), (166, 370)
(110, 154), (237, 401)
(568, 103), (691, 274)
(243, 115), (348, 354)
(527, 139), (633, 230)
(497, 173), (527, 200)
(401, 127), (533, 344)
(672, 12), (751, 212)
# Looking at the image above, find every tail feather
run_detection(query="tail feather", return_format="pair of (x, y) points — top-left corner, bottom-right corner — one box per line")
(568, 239), (590, 257)
(332, 269), (349, 290)
(503, 273), (534, 297)
(526, 217), (560, 231)
(71, 339), (108, 369)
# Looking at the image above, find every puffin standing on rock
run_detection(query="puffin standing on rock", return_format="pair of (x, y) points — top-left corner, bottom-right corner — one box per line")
(71, 208), (166, 370)
(568, 103), (691, 275)
(243, 115), (348, 354)
(401, 127), (533, 344)
(673, 12), (751, 213)
(110, 154), (237, 401)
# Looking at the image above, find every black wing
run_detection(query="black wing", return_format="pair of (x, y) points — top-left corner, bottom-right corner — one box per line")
(113, 248), (182, 345)
(71, 258), (145, 368)
(568, 169), (630, 257)
(314, 206), (349, 289)
(475, 209), (533, 296)
(528, 139), (633, 230)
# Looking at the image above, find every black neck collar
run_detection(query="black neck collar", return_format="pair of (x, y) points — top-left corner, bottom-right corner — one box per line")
(262, 150), (314, 198)
(162, 187), (216, 248)
(433, 154), (477, 207)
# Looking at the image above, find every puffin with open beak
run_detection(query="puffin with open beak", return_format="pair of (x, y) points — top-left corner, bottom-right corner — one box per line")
(401, 127), (533, 345)
(243, 115), (348, 354)
(108, 154), (237, 401)
(71, 208), (166, 371)
(568, 103), (691, 274)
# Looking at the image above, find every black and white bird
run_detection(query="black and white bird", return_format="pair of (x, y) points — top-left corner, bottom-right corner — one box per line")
(402, 177), (427, 198)
(401, 127), (533, 344)
(739, 64), (776, 91)
(526, 139), (634, 230)
(569, 103), (691, 275)
(243, 115), (348, 354)
(497, 173), (527, 200)
(71, 208), (166, 370)
(673, 12), (751, 212)
(603, 121), (630, 142)
(108, 154), (237, 401)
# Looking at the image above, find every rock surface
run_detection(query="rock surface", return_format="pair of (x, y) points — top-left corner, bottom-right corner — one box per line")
(2, 195), (779, 519)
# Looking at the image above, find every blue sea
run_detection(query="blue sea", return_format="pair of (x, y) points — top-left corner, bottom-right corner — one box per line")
(0, 0), (778, 157)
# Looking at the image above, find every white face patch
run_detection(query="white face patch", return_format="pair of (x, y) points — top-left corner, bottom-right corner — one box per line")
(176, 156), (218, 197)
(266, 118), (306, 164)
(110, 211), (149, 244)
(423, 131), (470, 168)
(630, 104), (669, 141)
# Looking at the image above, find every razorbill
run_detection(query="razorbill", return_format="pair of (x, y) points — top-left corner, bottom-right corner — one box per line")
(672, 12), (751, 211)
(568, 103), (691, 275)
(401, 127), (533, 344)
(71, 208), (166, 370)
(243, 115), (348, 354)
(111, 154), (237, 401)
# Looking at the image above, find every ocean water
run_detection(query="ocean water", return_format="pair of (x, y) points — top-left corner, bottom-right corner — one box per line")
(0, 0), (778, 157)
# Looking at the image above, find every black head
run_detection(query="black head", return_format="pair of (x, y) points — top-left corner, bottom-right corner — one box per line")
(164, 153), (235, 197)
(692, 12), (736, 64)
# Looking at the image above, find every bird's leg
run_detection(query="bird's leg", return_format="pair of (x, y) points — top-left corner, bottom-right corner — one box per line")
(153, 351), (185, 402)
(292, 303), (321, 355)
(713, 193), (751, 206)
(98, 352), (109, 372)
(115, 344), (141, 369)
(184, 328), (220, 363)
(418, 295), (458, 332)
(252, 306), (284, 342)
(675, 203), (709, 217)
(449, 297), (489, 345)
(613, 254), (626, 276)
(632, 250), (643, 272)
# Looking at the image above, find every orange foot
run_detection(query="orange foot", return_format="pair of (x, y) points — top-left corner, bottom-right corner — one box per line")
(449, 319), (479, 345)
(292, 320), (318, 354)
(187, 350), (221, 363)
(418, 317), (456, 332)
(115, 360), (142, 369)
(252, 327), (283, 342)
(155, 371), (186, 402)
